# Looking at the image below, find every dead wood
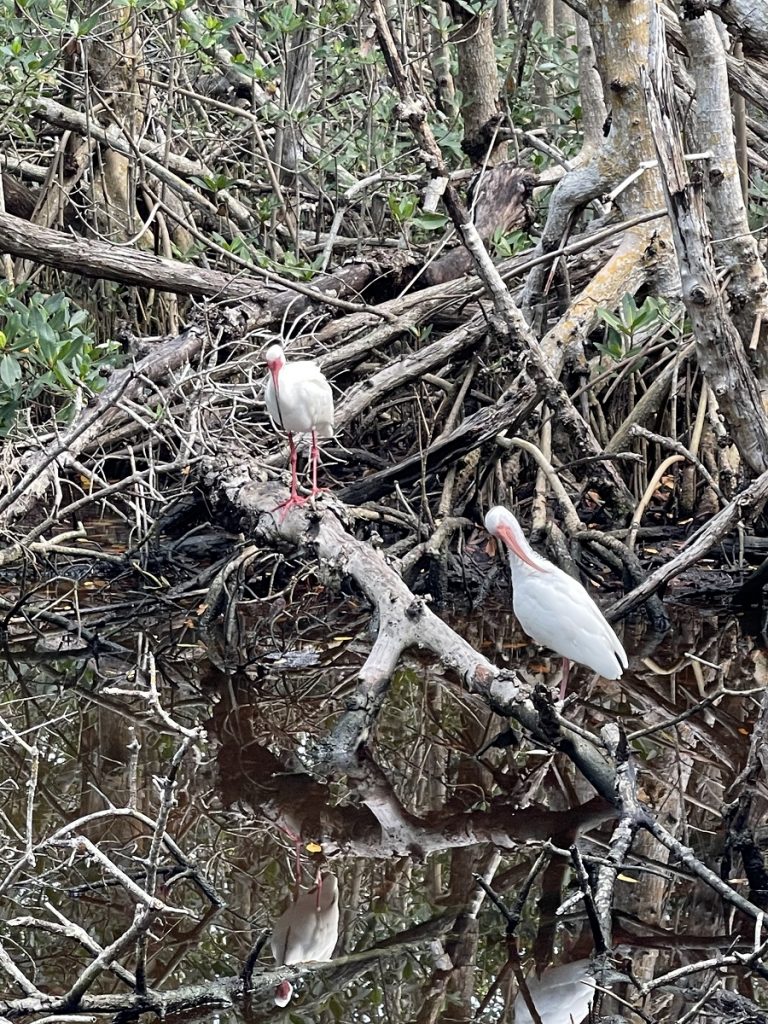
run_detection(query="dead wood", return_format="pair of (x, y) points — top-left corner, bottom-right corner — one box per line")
(1, 173), (36, 220)
(683, 0), (768, 58)
(684, 13), (768, 373)
(29, 94), (254, 229)
(422, 165), (536, 287)
(643, 12), (768, 475)
(0, 210), (265, 298)
(0, 210), (409, 319)
(370, 0), (636, 514)
(209, 471), (621, 802)
(0, 325), (208, 528)
(339, 374), (540, 505)
(199, 471), (768, 958)
(607, 466), (768, 619)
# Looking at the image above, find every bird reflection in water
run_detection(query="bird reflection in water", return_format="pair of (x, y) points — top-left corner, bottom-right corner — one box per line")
(270, 870), (340, 1006)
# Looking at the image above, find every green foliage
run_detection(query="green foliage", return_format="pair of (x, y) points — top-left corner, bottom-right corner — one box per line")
(499, 22), (581, 158)
(0, 286), (121, 435)
(596, 294), (674, 360)
(387, 192), (450, 237)
(490, 227), (530, 259)
(748, 171), (768, 233)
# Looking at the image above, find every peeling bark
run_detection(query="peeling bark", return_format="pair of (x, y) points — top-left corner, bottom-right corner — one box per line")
(643, 10), (768, 475)
(524, 0), (673, 367)
(684, 13), (768, 384)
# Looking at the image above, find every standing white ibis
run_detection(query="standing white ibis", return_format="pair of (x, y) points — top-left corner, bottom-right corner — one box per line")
(270, 870), (340, 1007)
(264, 344), (335, 515)
(484, 506), (627, 697)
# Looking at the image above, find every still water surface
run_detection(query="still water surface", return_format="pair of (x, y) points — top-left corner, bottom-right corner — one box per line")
(1, 583), (765, 1022)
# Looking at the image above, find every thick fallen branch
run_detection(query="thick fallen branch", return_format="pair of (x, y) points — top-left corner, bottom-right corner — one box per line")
(0, 211), (402, 320)
(211, 471), (620, 801)
(0, 210), (265, 298)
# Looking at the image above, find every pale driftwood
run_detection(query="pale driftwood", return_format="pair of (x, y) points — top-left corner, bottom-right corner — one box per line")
(643, 12), (768, 475)
(523, 0), (670, 368)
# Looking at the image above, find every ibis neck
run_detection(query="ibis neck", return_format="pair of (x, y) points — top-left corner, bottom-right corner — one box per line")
(506, 525), (546, 572)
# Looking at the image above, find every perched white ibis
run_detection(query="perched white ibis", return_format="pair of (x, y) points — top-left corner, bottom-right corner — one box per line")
(270, 871), (340, 1007)
(484, 506), (627, 698)
(264, 344), (335, 515)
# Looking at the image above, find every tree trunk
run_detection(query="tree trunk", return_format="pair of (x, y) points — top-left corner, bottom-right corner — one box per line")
(525, 0), (671, 366)
(447, 2), (504, 165)
(684, 12), (768, 387)
(643, 8), (768, 476)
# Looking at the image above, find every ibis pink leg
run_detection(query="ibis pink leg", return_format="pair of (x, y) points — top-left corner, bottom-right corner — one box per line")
(314, 865), (323, 911)
(275, 432), (308, 519)
(558, 657), (571, 701)
(309, 429), (329, 499)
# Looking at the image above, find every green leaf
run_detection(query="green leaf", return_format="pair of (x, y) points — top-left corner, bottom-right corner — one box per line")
(0, 353), (21, 387)
(411, 211), (449, 231)
(596, 307), (626, 336)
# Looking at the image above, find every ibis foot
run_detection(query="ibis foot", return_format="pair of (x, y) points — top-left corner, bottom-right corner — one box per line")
(274, 493), (308, 521)
(274, 980), (293, 1007)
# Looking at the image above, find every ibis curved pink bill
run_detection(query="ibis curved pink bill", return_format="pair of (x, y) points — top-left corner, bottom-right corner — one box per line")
(264, 344), (335, 516)
(484, 506), (627, 696)
(270, 870), (340, 1006)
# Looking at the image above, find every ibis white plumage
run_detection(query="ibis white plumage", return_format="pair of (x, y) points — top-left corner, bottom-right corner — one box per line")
(514, 959), (595, 1024)
(270, 871), (340, 1007)
(264, 344), (334, 514)
(485, 506), (627, 696)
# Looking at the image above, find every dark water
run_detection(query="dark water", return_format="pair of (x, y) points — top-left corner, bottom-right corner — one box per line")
(1, 581), (766, 1023)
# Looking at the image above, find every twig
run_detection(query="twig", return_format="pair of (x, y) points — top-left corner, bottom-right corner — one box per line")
(629, 424), (723, 501)
(608, 467), (768, 618)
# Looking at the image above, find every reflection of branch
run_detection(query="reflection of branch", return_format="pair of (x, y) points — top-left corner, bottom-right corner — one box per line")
(0, 939), (39, 997)
(8, 910), (137, 989)
(592, 726), (642, 949)
(0, 714), (38, 871)
(50, 836), (193, 917)
(103, 653), (206, 740)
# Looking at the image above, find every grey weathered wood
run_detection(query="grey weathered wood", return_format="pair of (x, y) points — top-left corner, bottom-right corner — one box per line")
(642, 8), (768, 475)
(0, 210), (264, 298)
(339, 375), (540, 504)
(684, 12), (768, 363)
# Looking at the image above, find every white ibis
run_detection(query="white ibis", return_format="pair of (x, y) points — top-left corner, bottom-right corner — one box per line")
(270, 870), (340, 1007)
(515, 960), (595, 1024)
(484, 506), (627, 698)
(264, 344), (334, 515)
